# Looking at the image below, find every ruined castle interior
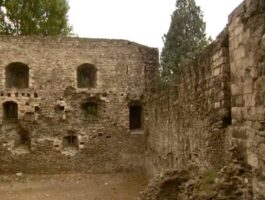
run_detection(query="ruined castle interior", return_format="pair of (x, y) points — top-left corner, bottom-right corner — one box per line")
(0, 0), (264, 199)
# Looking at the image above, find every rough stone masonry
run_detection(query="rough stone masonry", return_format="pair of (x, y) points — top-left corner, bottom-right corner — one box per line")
(0, 0), (264, 199)
(0, 36), (159, 173)
(144, 0), (265, 199)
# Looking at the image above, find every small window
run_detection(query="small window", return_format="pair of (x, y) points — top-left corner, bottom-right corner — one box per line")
(63, 135), (78, 149)
(129, 105), (143, 130)
(5, 62), (29, 88)
(3, 101), (18, 121)
(82, 102), (98, 116)
(77, 63), (97, 88)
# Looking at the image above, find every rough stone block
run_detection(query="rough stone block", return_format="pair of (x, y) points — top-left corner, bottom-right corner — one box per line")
(247, 150), (259, 168)
(232, 107), (243, 120)
(231, 83), (243, 95)
(244, 94), (255, 107)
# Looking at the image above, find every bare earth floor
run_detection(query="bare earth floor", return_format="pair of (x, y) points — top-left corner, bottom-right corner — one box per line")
(0, 172), (148, 200)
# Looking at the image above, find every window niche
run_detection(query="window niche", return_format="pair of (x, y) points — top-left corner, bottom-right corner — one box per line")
(15, 129), (31, 152)
(77, 63), (97, 88)
(3, 101), (18, 121)
(82, 102), (98, 116)
(63, 131), (79, 150)
(129, 102), (143, 130)
(5, 62), (29, 89)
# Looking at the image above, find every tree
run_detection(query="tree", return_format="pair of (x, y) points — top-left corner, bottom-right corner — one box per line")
(0, 0), (71, 36)
(160, 0), (208, 80)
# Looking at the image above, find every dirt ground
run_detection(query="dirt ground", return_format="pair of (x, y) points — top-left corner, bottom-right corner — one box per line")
(0, 172), (148, 200)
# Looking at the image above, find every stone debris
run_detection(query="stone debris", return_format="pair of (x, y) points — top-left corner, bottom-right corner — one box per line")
(137, 160), (252, 200)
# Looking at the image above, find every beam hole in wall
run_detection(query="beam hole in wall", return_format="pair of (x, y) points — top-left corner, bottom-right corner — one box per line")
(77, 63), (97, 88)
(55, 105), (65, 112)
(5, 62), (29, 89)
(3, 101), (18, 121)
(35, 106), (41, 113)
(129, 102), (143, 130)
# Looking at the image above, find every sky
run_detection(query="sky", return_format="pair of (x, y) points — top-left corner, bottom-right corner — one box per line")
(68, 0), (244, 50)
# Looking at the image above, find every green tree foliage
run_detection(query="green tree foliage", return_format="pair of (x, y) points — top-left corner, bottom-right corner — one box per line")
(160, 0), (208, 81)
(0, 0), (71, 36)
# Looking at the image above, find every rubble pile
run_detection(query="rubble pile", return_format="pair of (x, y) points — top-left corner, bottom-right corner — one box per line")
(137, 160), (253, 200)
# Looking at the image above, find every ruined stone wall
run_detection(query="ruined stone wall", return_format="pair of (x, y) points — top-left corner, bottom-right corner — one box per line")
(145, 31), (231, 174)
(0, 36), (159, 173)
(227, 1), (265, 198)
(146, 0), (265, 198)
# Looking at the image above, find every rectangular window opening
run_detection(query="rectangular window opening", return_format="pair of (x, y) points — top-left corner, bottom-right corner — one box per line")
(129, 105), (143, 130)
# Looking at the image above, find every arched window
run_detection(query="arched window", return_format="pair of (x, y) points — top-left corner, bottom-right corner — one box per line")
(3, 101), (18, 121)
(77, 63), (96, 88)
(5, 62), (29, 88)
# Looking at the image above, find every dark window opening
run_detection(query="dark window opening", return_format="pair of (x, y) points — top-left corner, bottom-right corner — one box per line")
(5, 62), (29, 88)
(82, 102), (98, 116)
(63, 135), (78, 149)
(129, 105), (143, 130)
(77, 63), (96, 88)
(3, 101), (18, 121)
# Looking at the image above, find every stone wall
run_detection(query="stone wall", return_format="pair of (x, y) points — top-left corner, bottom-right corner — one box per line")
(146, 0), (265, 198)
(145, 30), (231, 174)
(227, 0), (265, 198)
(0, 36), (159, 173)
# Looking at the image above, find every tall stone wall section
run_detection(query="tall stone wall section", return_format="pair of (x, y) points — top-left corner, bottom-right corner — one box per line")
(145, 30), (231, 174)
(227, 1), (265, 198)
(146, 0), (265, 198)
(0, 36), (159, 173)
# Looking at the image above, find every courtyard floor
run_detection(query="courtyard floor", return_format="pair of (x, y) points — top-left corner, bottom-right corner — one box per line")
(0, 172), (148, 200)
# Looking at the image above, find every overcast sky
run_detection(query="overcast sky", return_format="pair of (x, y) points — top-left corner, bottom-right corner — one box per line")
(68, 0), (244, 50)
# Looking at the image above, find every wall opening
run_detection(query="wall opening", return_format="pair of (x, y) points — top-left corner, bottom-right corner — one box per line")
(63, 131), (78, 149)
(81, 102), (98, 116)
(3, 101), (18, 121)
(77, 63), (97, 88)
(129, 104), (143, 130)
(5, 62), (29, 88)
(15, 129), (31, 151)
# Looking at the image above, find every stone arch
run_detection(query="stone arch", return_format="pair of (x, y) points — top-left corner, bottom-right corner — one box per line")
(5, 62), (29, 88)
(3, 101), (18, 121)
(77, 63), (97, 88)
